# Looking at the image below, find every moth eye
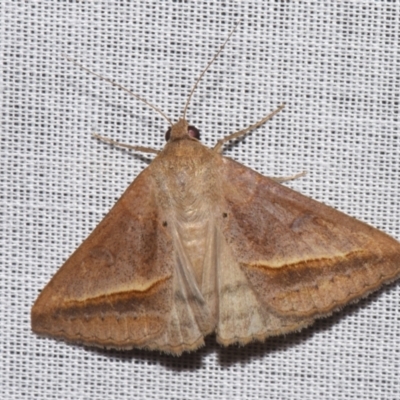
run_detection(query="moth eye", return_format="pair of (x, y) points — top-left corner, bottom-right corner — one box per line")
(162, 221), (168, 227)
(164, 126), (200, 141)
(222, 213), (228, 218)
(165, 128), (171, 142)
(188, 125), (200, 140)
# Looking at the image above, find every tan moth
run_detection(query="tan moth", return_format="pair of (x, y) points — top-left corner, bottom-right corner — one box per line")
(31, 25), (400, 355)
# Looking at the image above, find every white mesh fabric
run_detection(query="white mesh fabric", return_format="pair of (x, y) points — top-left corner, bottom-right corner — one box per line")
(2, 1), (400, 399)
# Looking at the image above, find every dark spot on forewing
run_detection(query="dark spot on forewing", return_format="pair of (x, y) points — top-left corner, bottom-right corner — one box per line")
(290, 214), (316, 232)
(88, 247), (114, 267)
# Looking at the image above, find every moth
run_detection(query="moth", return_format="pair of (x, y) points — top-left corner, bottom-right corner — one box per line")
(31, 27), (400, 355)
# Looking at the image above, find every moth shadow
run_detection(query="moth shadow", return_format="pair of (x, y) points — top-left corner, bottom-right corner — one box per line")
(87, 280), (399, 370)
(222, 136), (247, 154)
(88, 337), (216, 371)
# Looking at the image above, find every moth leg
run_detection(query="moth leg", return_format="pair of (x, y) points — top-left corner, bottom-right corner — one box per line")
(270, 171), (307, 183)
(213, 103), (285, 153)
(93, 133), (160, 155)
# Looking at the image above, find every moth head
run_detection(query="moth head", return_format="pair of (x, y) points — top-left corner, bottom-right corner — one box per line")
(165, 119), (200, 142)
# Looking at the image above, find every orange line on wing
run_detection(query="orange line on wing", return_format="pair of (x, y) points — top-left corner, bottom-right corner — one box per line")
(64, 275), (172, 308)
(248, 250), (366, 270)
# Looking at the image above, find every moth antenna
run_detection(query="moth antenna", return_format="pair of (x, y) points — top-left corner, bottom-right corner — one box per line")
(63, 55), (173, 126)
(182, 20), (241, 120)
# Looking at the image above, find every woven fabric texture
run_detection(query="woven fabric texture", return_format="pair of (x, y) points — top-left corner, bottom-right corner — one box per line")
(1, 1), (400, 399)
